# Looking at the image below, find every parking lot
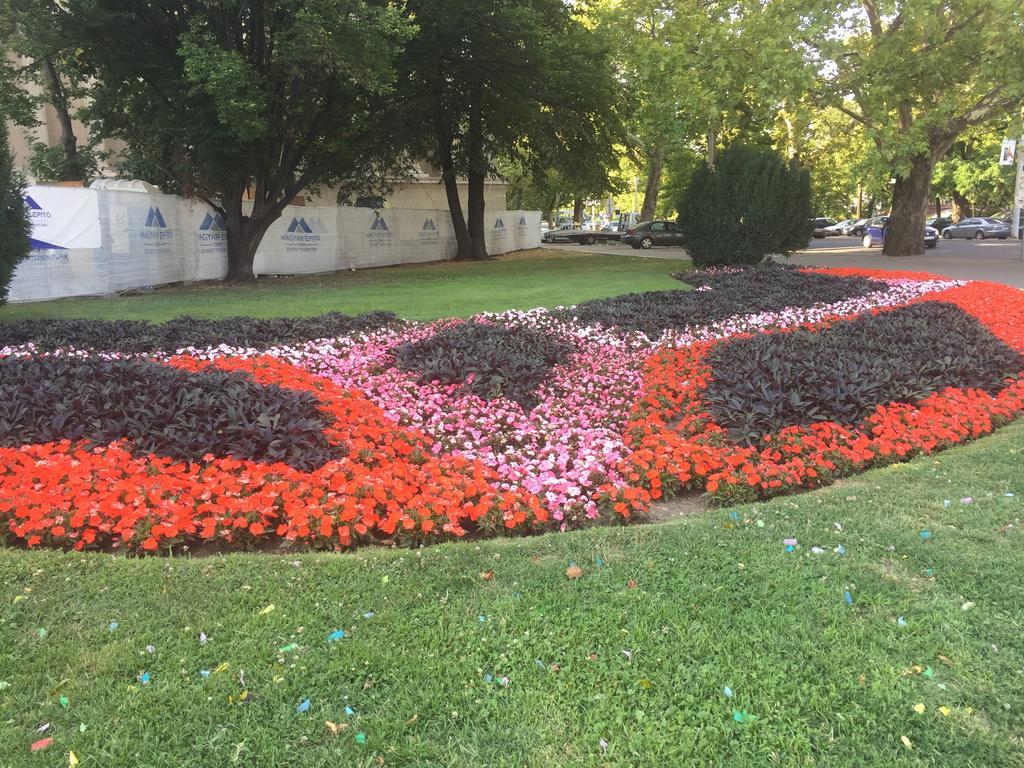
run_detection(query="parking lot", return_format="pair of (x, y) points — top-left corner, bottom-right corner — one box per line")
(545, 235), (1024, 288)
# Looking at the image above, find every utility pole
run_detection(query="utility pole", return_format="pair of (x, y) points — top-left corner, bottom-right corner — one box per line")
(1013, 128), (1023, 240)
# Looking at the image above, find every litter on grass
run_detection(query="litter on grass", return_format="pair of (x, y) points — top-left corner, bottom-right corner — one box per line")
(327, 629), (345, 643)
(296, 698), (311, 714)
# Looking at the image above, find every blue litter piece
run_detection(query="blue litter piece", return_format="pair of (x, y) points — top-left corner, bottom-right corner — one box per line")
(835, 544), (846, 556)
(943, 499), (951, 508)
(327, 629), (345, 643)
(535, 659), (546, 669)
(919, 530), (932, 540)
(843, 591), (854, 606)
(138, 672), (150, 685)
(483, 674), (494, 683)
(295, 698), (311, 714)
(199, 670), (211, 678)
(344, 706), (355, 717)
(729, 511), (740, 522)
(107, 621), (118, 632)
(362, 612), (375, 619)
(478, 615), (487, 623)
(724, 686), (734, 698)
(897, 616), (907, 627)
(595, 557), (605, 567)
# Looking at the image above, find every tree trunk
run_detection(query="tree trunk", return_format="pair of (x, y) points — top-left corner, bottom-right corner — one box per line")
(572, 197), (584, 227)
(883, 154), (933, 257)
(465, 87), (488, 260)
(934, 197), (942, 218)
(951, 189), (971, 222)
(639, 146), (663, 222)
(467, 171), (488, 260)
(435, 112), (471, 260)
(40, 58), (81, 182)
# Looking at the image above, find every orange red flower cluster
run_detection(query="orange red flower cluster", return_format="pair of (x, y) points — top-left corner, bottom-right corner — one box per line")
(610, 277), (1024, 507)
(0, 355), (547, 552)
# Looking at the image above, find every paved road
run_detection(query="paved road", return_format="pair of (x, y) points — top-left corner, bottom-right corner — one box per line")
(547, 236), (1024, 288)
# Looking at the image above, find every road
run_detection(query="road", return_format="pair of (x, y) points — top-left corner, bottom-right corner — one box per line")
(546, 235), (1024, 288)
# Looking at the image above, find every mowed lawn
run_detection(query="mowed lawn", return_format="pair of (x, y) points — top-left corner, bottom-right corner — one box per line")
(1, 254), (1023, 766)
(0, 251), (690, 323)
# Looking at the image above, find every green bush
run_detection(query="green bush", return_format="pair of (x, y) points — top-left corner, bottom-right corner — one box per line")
(677, 143), (813, 266)
(0, 124), (31, 304)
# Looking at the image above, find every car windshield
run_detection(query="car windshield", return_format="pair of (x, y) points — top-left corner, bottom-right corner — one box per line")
(983, 218), (1004, 225)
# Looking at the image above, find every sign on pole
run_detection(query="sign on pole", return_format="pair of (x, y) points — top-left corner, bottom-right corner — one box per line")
(1000, 139), (1017, 166)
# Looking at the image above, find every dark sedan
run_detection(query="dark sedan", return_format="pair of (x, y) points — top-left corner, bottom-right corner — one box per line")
(621, 220), (685, 249)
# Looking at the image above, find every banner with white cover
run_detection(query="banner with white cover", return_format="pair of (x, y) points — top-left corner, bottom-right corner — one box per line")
(6, 185), (541, 302)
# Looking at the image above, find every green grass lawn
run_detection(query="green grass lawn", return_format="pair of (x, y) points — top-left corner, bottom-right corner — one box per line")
(0, 252), (690, 323)
(2, 423), (1022, 767)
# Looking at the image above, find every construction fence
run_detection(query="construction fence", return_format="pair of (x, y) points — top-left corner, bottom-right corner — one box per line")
(11, 185), (542, 303)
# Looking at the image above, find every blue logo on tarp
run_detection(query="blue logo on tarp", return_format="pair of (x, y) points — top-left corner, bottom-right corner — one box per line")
(145, 207), (167, 228)
(519, 216), (527, 226)
(494, 217), (505, 229)
(199, 212), (225, 231)
(370, 215), (389, 232)
(24, 195), (43, 210)
(287, 217), (313, 233)
(422, 218), (437, 231)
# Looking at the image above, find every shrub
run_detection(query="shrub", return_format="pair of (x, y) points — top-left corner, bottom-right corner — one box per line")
(393, 322), (573, 408)
(566, 264), (887, 337)
(704, 302), (1024, 445)
(0, 310), (399, 353)
(677, 144), (813, 266)
(0, 125), (30, 305)
(0, 357), (343, 470)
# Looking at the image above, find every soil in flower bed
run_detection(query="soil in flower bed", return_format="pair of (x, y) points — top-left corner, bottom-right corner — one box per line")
(0, 357), (344, 470)
(0, 310), (399, 353)
(564, 264), (888, 336)
(704, 302), (1024, 445)
(392, 322), (574, 408)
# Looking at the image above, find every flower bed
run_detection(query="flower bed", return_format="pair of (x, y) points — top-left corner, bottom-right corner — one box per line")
(2, 267), (1022, 552)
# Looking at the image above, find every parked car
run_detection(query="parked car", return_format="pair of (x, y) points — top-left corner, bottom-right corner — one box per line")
(621, 220), (685, 249)
(811, 217), (836, 238)
(824, 219), (855, 236)
(940, 217), (1011, 240)
(991, 211), (1023, 239)
(861, 216), (938, 249)
(541, 223), (621, 245)
(845, 218), (869, 236)
(926, 216), (953, 232)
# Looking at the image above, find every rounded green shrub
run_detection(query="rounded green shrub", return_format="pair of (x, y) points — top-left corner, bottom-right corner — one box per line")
(677, 144), (813, 266)
(0, 123), (31, 304)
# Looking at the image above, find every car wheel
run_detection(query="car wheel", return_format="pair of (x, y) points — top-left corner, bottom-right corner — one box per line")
(862, 234), (873, 248)
(630, 243), (641, 250)
(974, 230), (985, 240)
(942, 230), (952, 239)
(640, 236), (653, 249)
(584, 234), (596, 245)
(925, 242), (937, 249)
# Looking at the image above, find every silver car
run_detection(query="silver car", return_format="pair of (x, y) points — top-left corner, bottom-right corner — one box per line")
(941, 217), (1011, 240)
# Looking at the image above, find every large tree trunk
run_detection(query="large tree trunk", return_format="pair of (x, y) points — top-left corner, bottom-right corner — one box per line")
(40, 58), (81, 182)
(883, 154), (933, 257)
(639, 146), (663, 222)
(435, 112), (471, 260)
(572, 197), (584, 226)
(221, 183), (283, 282)
(951, 189), (971, 221)
(465, 87), (488, 260)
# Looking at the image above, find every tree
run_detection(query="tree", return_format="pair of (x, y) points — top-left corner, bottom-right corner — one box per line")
(803, 0), (1024, 256)
(396, 0), (618, 260)
(0, 120), (31, 304)
(932, 120), (1018, 220)
(3, 0), (106, 183)
(47, 0), (409, 281)
(677, 143), (812, 266)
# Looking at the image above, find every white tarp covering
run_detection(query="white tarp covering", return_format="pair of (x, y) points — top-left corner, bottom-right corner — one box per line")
(7, 186), (541, 302)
